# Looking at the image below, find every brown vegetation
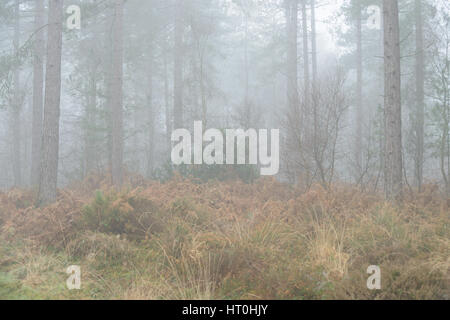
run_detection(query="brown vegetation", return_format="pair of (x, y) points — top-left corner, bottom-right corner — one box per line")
(0, 176), (448, 299)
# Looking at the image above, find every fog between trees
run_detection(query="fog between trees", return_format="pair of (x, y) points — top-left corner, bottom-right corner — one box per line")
(0, 0), (449, 204)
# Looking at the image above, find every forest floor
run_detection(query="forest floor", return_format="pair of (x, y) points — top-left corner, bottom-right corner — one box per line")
(0, 175), (448, 300)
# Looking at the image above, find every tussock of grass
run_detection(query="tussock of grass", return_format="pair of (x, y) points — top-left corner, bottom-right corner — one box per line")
(0, 176), (448, 300)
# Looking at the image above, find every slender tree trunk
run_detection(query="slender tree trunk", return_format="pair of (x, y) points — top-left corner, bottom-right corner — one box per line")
(310, 0), (317, 89)
(190, 53), (200, 119)
(111, 0), (124, 188)
(383, 0), (403, 200)
(285, 0), (301, 184)
(414, 0), (425, 192)
(31, 0), (45, 187)
(286, 0), (298, 133)
(200, 57), (207, 127)
(356, 1), (363, 176)
(106, 14), (113, 177)
(84, 73), (97, 176)
(173, 0), (183, 129)
(11, 0), (22, 187)
(311, 0), (319, 185)
(147, 43), (154, 177)
(164, 38), (171, 149)
(38, 0), (63, 205)
(376, 10), (385, 193)
(244, 10), (250, 126)
(301, 0), (312, 185)
(301, 0), (310, 107)
(441, 116), (449, 194)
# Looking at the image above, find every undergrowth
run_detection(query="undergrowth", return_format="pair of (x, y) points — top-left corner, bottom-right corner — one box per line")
(0, 175), (448, 300)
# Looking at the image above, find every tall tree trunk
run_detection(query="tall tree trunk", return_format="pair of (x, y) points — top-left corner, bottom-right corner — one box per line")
(285, 0), (300, 184)
(11, 0), (22, 187)
(111, 0), (124, 188)
(163, 38), (171, 149)
(311, 0), (319, 185)
(383, 0), (403, 200)
(105, 13), (113, 177)
(301, 0), (310, 107)
(200, 56), (207, 127)
(173, 0), (183, 129)
(301, 0), (311, 185)
(244, 9), (250, 126)
(414, 0), (425, 192)
(376, 9), (385, 193)
(38, 0), (63, 205)
(310, 0), (317, 89)
(356, 1), (363, 176)
(147, 43), (154, 177)
(31, 0), (45, 187)
(286, 0), (298, 133)
(84, 73), (97, 176)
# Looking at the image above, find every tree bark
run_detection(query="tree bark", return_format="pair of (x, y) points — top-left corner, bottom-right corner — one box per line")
(31, 0), (45, 187)
(356, 1), (363, 176)
(147, 43), (154, 177)
(310, 0), (317, 89)
(163, 38), (171, 149)
(286, 0), (298, 113)
(311, 0), (319, 185)
(111, 0), (124, 188)
(383, 0), (403, 200)
(11, 0), (22, 187)
(38, 0), (63, 205)
(173, 0), (183, 129)
(244, 8), (250, 126)
(301, 0), (312, 185)
(301, 0), (310, 108)
(414, 0), (425, 192)
(84, 73), (97, 176)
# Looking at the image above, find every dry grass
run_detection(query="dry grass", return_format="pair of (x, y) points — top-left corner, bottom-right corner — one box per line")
(0, 175), (448, 300)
